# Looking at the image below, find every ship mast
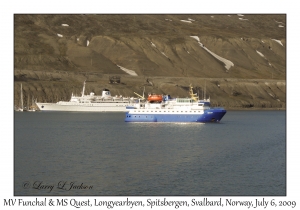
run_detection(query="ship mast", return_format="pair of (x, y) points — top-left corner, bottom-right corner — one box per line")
(21, 83), (23, 110)
(204, 80), (206, 100)
(81, 80), (86, 97)
(142, 86), (145, 99)
(189, 84), (198, 102)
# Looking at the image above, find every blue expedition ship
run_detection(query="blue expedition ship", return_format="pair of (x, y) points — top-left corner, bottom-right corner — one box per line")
(125, 85), (226, 123)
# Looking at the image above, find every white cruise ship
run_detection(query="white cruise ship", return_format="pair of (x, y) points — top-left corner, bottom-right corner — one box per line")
(36, 81), (137, 112)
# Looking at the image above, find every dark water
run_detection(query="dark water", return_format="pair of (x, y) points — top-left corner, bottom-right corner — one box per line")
(14, 111), (286, 196)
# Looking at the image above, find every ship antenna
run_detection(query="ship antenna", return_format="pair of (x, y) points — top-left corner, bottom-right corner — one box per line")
(81, 80), (86, 97)
(21, 83), (23, 110)
(204, 80), (206, 100)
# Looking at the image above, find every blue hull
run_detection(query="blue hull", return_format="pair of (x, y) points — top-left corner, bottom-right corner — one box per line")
(125, 109), (226, 123)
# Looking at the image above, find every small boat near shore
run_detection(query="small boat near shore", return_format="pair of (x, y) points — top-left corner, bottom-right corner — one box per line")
(25, 94), (38, 112)
(125, 84), (226, 123)
(36, 81), (138, 112)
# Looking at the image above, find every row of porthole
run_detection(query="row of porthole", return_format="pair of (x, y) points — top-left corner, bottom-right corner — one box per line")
(77, 104), (127, 106)
(126, 115), (153, 118)
(133, 110), (201, 113)
(127, 115), (198, 118)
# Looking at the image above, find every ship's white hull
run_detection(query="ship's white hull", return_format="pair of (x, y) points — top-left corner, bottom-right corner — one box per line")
(36, 102), (130, 112)
(35, 81), (139, 112)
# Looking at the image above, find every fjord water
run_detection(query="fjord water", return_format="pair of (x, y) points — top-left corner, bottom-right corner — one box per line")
(14, 111), (286, 196)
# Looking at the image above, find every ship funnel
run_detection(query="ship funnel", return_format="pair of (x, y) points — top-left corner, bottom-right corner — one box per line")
(102, 89), (111, 98)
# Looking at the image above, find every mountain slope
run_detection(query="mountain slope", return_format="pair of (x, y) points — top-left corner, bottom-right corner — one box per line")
(14, 14), (286, 109)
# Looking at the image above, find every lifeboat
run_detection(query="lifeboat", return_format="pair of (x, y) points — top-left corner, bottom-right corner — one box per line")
(147, 94), (163, 103)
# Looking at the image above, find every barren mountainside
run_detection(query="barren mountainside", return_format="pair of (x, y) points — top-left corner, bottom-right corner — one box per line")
(14, 14), (286, 109)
